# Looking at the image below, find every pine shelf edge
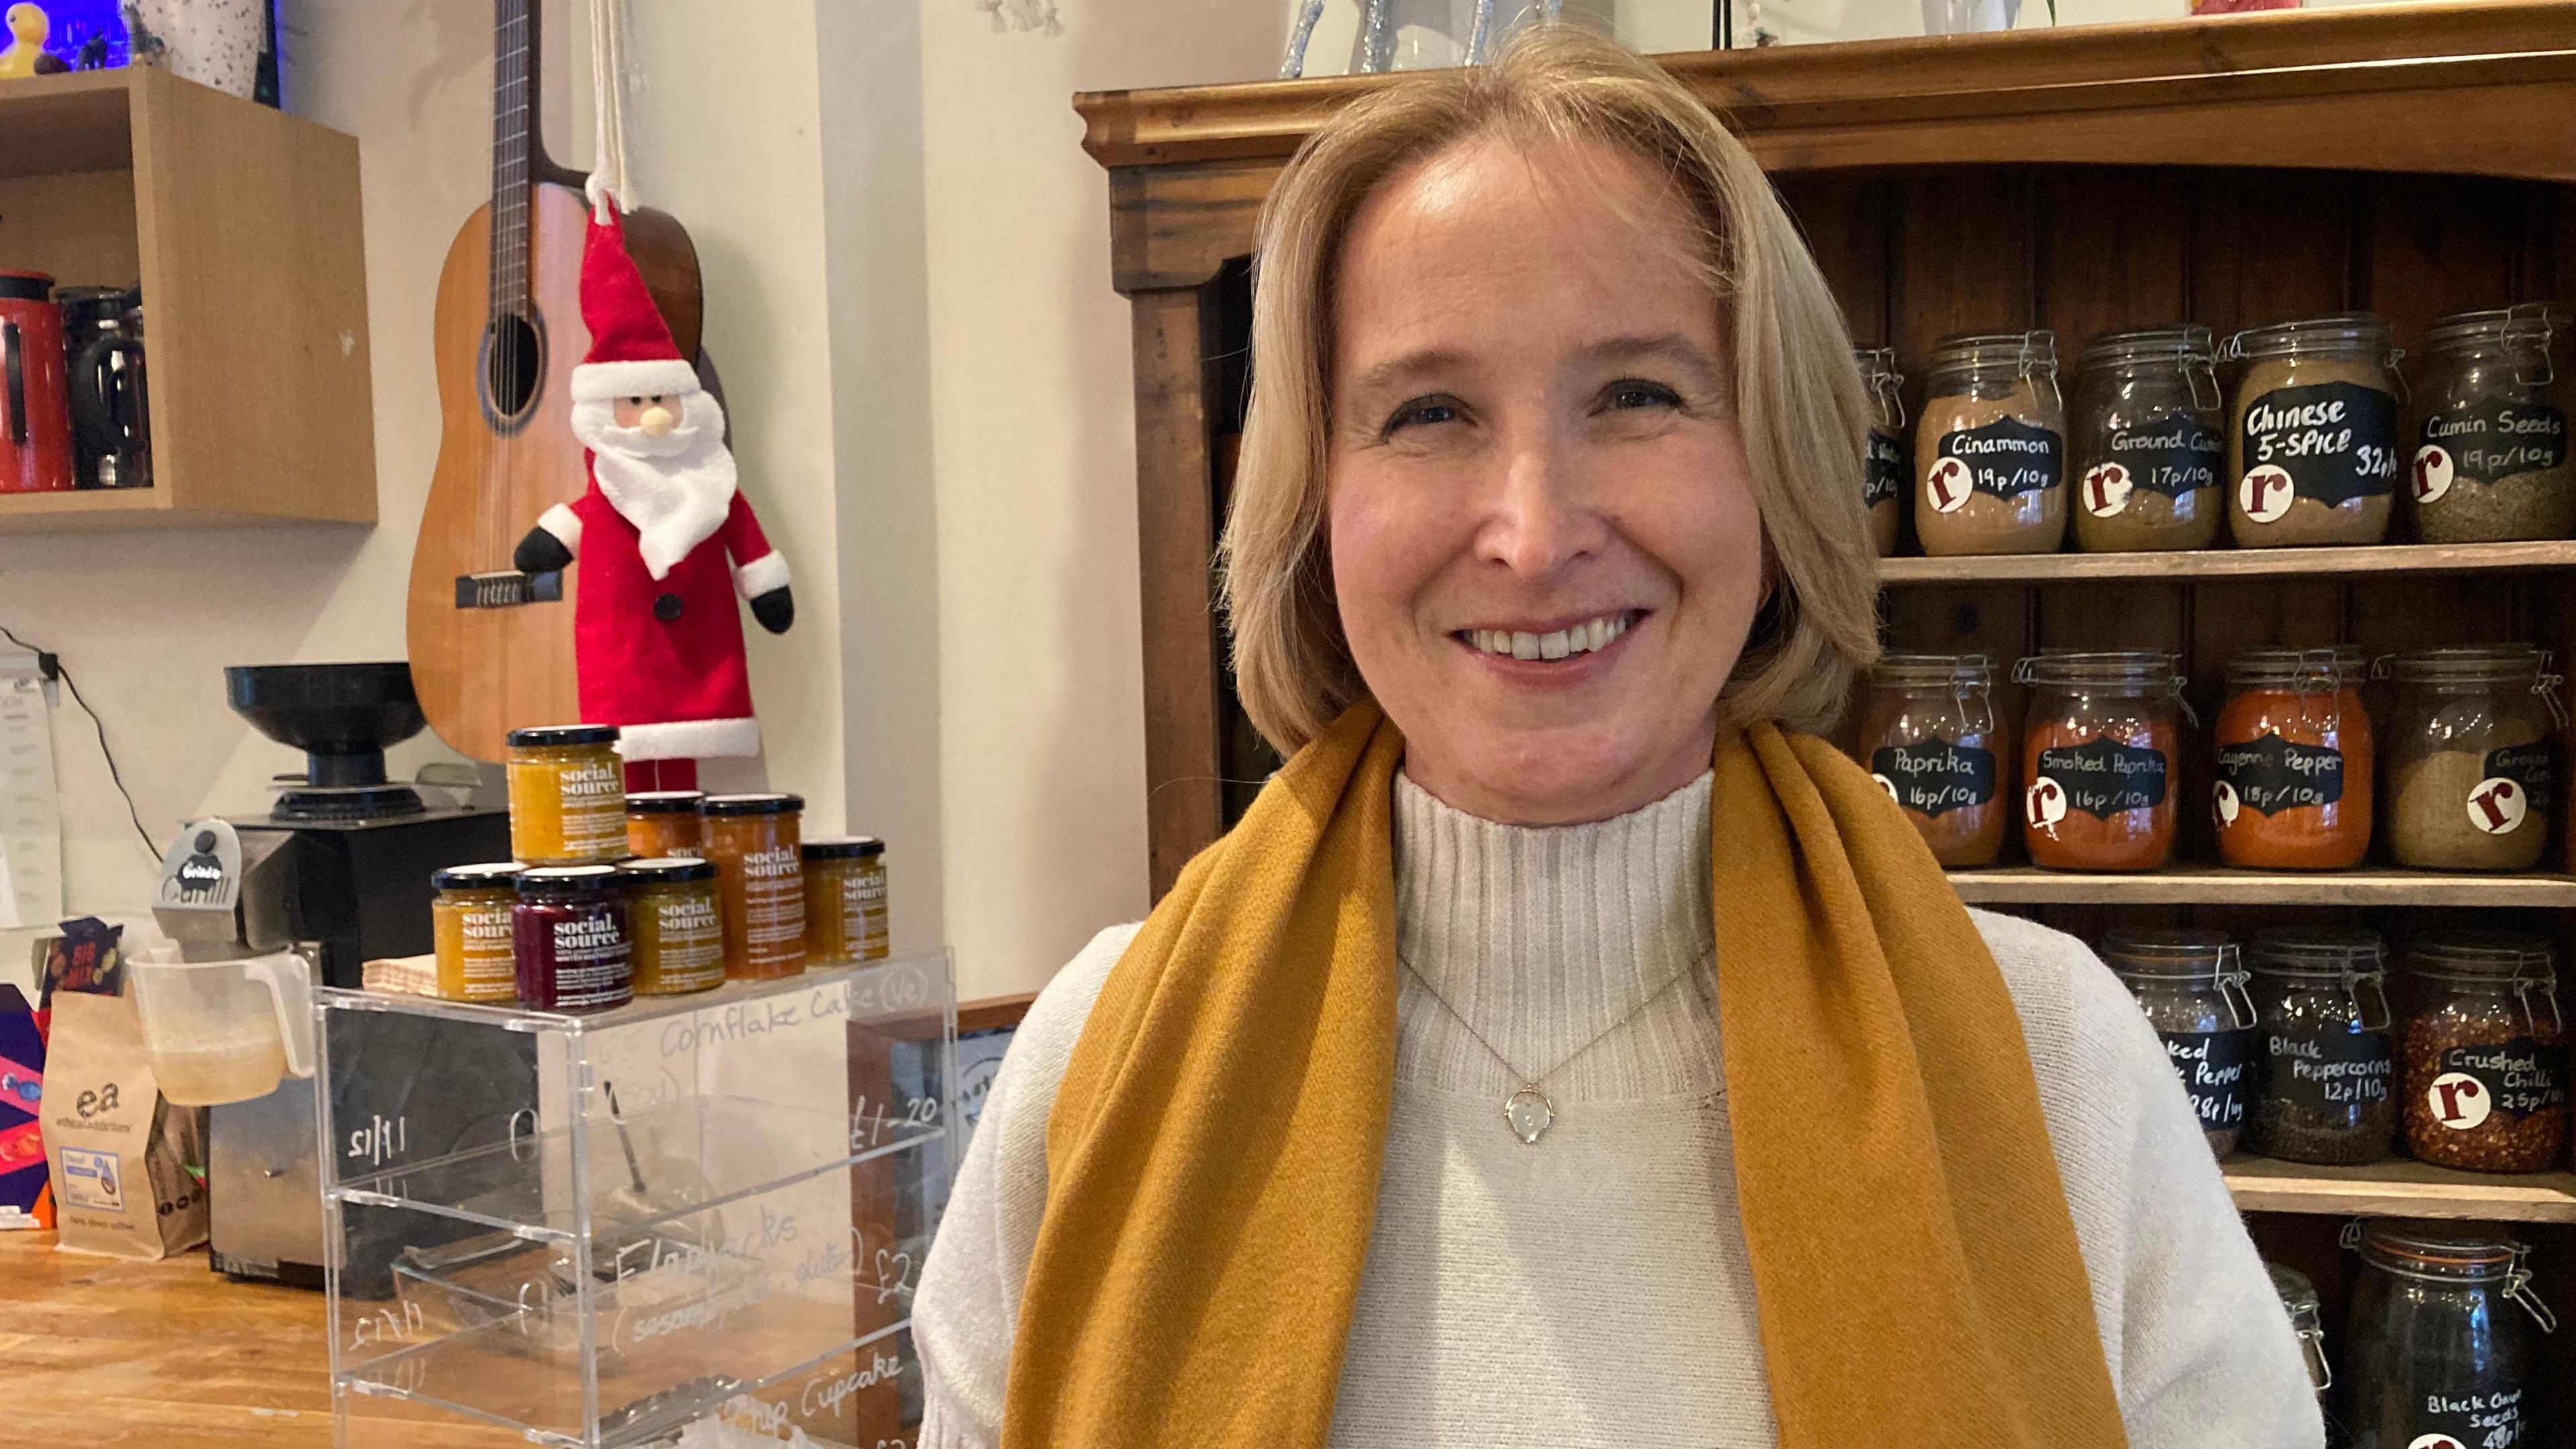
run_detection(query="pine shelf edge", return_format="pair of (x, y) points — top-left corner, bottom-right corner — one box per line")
(1945, 867), (2576, 907)
(2223, 1156), (2576, 1223)
(1878, 539), (2576, 586)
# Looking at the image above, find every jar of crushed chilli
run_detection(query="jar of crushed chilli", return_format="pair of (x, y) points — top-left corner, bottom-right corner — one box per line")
(626, 790), (704, 859)
(2409, 303), (2574, 545)
(623, 857), (725, 996)
(513, 864), (633, 1013)
(803, 836), (889, 967)
(1914, 331), (2066, 557)
(2342, 1221), (2557, 1449)
(2379, 645), (2564, 872)
(2222, 313), (2404, 548)
(702, 794), (805, 979)
(1858, 653), (2008, 867)
(2246, 928), (2396, 1166)
(2400, 934), (2567, 1174)
(430, 863), (521, 1004)
(2101, 930), (2257, 1157)
(506, 724), (627, 864)
(2214, 646), (2373, 871)
(2017, 651), (2187, 871)
(1856, 345), (1907, 557)
(2070, 325), (2226, 553)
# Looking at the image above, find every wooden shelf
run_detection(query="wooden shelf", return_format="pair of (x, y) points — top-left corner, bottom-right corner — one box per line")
(1879, 539), (2576, 586)
(1947, 866), (2576, 908)
(2225, 1155), (2576, 1223)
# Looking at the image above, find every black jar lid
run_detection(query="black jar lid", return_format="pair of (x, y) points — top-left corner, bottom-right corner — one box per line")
(433, 862), (525, 892)
(803, 835), (885, 861)
(703, 792), (805, 816)
(2249, 926), (2386, 978)
(621, 857), (719, 884)
(2100, 929), (2237, 981)
(508, 724), (619, 747)
(2408, 932), (2557, 985)
(625, 790), (705, 814)
(0, 271), (52, 302)
(517, 864), (623, 898)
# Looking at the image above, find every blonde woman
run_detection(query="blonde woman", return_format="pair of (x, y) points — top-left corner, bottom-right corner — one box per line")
(916, 25), (2317, 1449)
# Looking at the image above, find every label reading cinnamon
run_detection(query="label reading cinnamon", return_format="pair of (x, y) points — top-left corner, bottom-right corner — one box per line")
(1868, 741), (1996, 818)
(1933, 417), (2063, 503)
(2034, 739), (2167, 818)
(1864, 429), (1904, 508)
(2237, 380), (2400, 510)
(2415, 399), (2568, 501)
(2216, 732), (2345, 817)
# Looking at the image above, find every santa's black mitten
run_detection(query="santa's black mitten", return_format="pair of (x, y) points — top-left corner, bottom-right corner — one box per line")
(751, 586), (794, 635)
(515, 527), (573, 576)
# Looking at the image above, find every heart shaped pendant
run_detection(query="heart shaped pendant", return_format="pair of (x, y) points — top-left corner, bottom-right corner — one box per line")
(1504, 1085), (1554, 1145)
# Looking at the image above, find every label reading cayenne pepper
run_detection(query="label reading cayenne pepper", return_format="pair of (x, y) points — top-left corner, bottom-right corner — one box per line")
(2216, 733), (2345, 818)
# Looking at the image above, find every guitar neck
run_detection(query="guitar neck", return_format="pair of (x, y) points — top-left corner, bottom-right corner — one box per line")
(488, 0), (574, 317)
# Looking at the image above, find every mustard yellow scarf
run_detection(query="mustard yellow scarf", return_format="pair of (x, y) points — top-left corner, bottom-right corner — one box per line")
(1002, 700), (2127, 1449)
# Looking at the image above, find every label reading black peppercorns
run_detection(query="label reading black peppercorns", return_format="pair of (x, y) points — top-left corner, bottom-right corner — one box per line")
(2084, 417), (2224, 518)
(2161, 1030), (2253, 1132)
(2266, 1028), (2393, 1116)
(2035, 740), (2167, 818)
(1932, 417), (2063, 504)
(2216, 733), (2345, 816)
(1865, 430), (1904, 508)
(2416, 398), (2569, 500)
(2237, 381), (2401, 515)
(1868, 742), (1996, 819)
(2469, 743), (2553, 837)
(2432, 1038), (2568, 1124)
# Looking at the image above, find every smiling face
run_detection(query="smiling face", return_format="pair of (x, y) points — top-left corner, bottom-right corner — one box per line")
(1326, 134), (1766, 825)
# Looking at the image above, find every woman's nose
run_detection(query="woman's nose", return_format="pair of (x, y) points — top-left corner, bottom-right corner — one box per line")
(1479, 429), (1601, 577)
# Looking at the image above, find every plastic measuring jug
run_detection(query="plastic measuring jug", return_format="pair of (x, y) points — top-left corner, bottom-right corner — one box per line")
(128, 949), (315, 1106)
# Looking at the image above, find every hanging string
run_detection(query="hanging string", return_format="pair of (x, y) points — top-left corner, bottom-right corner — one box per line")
(586, 0), (633, 219)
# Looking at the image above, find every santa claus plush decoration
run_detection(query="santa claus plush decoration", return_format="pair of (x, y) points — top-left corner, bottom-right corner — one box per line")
(515, 196), (792, 787)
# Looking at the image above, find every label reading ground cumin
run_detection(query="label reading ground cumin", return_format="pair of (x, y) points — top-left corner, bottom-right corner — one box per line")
(2088, 417), (2224, 515)
(2033, 739), (2167, 818)
(1869, 741), (1996, 819)
(2216, 733), (2345, 817)
(2237, 381), (2402, 514)
(2471, 743), (2553, 836)
(1865, 431), (1904, 508)
(1931, 416), (2063, 507)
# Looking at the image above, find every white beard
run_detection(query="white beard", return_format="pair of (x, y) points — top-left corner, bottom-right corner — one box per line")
(570, 390), (737, 580)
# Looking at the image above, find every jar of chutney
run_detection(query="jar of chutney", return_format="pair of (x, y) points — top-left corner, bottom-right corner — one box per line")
(623, 857), (726, 996)
(430, 863), (521, 1004)
(626, 790), (704, 859)
(702, 794), (805, 980)
(804, 836), (889, 967)
(513, 864), (633, 1013)
(506, 724), (626, 865)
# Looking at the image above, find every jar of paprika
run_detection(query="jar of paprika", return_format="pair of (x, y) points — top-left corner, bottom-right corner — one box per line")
(2017, 651), (2188, 871)
(1858, 653), (2009, 867)
(2213, 646), (2373, 871)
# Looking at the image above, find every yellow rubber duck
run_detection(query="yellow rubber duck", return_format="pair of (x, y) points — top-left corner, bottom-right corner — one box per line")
(0, 3), (54, 80)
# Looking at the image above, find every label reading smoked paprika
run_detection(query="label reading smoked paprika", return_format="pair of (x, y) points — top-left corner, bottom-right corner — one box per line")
(2033, 739), (2168, 819)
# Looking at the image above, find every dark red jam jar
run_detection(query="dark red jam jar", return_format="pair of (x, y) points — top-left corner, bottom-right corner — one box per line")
(513, 864), (633, 1013)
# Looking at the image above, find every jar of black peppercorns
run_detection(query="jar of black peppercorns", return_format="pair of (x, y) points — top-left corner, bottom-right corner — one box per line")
(2247, 928), (2397, 1165)
(2401, 934), (2568, 1174)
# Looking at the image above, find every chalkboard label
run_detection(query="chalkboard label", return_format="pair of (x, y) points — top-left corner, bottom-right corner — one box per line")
(2415, 398), (2569, 501)
(1865, 429), (1904, 508)
(2216, 733), (2345, 818)
(2237, 380), (2401, 514)
(2034, 739), (2168, 818)
(1870, 741), (1997, 818)
(2264, 1026), (2393, 1116)
(2465, 741), (2555, 837)
(2084, 417), (2224, 517)
(2406, 1387), (2524, 1449)
(2436, 1038), (2568, 1122)
(2163, 1030), (2253, 1132)
(1929, 416), (2063, 508)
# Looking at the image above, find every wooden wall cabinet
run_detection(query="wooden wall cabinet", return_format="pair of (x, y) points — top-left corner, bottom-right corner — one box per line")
(0, 66), (374, 531)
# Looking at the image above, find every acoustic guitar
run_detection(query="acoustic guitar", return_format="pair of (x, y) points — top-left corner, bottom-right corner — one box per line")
(407, 0), (702, 763)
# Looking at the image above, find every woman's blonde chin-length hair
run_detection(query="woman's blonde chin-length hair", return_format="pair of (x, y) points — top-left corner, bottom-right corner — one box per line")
(1220, 22), (1881, 755)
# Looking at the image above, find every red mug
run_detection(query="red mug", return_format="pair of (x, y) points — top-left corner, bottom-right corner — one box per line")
(0, 271), (73, 494)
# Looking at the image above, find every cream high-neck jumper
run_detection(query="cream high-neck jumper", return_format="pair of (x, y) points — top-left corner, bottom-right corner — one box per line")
(913, 772), (2323, 1448)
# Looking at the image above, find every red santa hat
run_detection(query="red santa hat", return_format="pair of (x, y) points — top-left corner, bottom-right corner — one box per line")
(570, 203), (699, 403)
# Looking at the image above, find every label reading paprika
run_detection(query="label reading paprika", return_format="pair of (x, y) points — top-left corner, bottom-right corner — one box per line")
(1935, 417), (2063, 502)
(2162, 1030), (2253, 1132)
(2035, 739), (2168, 818)
(1865, 430), (1904, 508)
(2433, 1038), (2568, 1124)
(2266, 1028), (2394, 1116)
(2237, 381), (2402, 512)
(2216, 733), (2345, 817)
(1868, 741), (1996, 819)
(2415, 399), (2569, 501)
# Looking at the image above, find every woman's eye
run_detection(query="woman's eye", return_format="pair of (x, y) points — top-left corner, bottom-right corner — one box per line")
(1605, 380), (1682, 411)
(1385, 397), (1462, 434)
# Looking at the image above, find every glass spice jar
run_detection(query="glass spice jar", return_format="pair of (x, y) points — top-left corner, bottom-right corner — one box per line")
(1856, 345), (1907, 557)
(2223, 314), (2404, 547)
(621, 857), (725, 996)
(2267, 1262), (2335, 1413)
(505, 724), (627, 865)
(2379, 646), (2564, 871)
(2016, 651), (2189, 871)
(512, 864), (633, 1014)
(2214, 646), (2374, 871)
(1913, 330), (2066, 557)
(2342, 1220), (2557, 1449)
(2409, 304), (2575, 545)
(2247, 928), (2396, 1165)
(2401, 934), (2567, 1174)
(429, 863), (522, 1004)
(702, 793), (806, 980)
(2070, 325), (2226, 553)
(803, 836), (890, 967)
(2101, 930), (2258, 1157)
(1859, 653), (2010, 868)
(625, 790), (704, 860)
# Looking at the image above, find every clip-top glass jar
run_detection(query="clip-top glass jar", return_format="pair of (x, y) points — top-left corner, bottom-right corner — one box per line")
(1914, 330), (2065, 557)
(2224, 313), (2404, 547)
(430, 863), (521, 1004)
(2214, 646), (2373, 871)
(506, 724), (627, 864)
(625, 790), (704, 860)
(1859, 653), (2010, 868)
(2401, 934), (2567, 1174)
(2343, 1220), (2557, 1449)
(2017, 651), (2188, 871)
(2267, 1262), (2334, 1411)
(1856, 345), (1907, 556)
(2102, 930), (2258, 1157)
(2380, 646), (2564, 872)
(2410, 303), (2574, 544)
(804, 835), (890, 968)
(2247, 928), (2396, 1165)
(702, 793), (806, 980)
(2070, 325), (2225, 553)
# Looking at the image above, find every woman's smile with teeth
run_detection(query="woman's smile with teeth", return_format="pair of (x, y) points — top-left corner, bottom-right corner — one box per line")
(1461, 612), (1636, 661)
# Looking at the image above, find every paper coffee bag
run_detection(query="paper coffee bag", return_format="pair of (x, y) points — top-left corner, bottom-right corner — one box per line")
(44, 990), (208, 1259)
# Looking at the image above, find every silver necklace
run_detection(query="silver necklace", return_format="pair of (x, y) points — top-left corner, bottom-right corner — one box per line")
(1399, 957), (1698, 1144)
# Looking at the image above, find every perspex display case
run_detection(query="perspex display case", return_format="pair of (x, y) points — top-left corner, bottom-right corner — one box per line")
(319, 951), (955, 1448)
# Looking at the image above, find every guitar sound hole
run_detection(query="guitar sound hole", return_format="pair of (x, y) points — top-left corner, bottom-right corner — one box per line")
(484, 312), (543, 423)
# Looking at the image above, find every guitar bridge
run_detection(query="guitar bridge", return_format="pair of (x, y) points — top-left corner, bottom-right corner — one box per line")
(455, 571), (564, 609)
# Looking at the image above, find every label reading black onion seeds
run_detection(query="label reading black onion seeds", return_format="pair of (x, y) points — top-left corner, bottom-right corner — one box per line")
(2438, 1038), (2569, 1121)
(2162, 1030), (2253, 1132)
(1933, 417), (2063, 504)
(2410, 1387), (2524, 1449)
(2086, 417), (2224, 516)
(2216, 733), (2345, 816)
(2266, 1028), (2394, 1116)
(2416, 398), (2569, 500)
(2237, 380), (2401, 513)
(1865, 430), (1904, 508)
(2035, 739), (2167, 818)
(1869, 741), (1996, 818)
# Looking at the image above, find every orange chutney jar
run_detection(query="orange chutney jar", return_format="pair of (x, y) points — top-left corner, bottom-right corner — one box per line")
(2213, 646), (2373, 870)
(702, 793), (805, 980)
(626, 791), (704, 859)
